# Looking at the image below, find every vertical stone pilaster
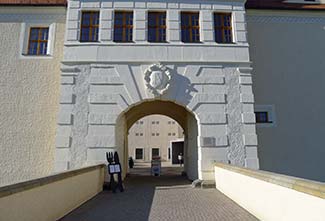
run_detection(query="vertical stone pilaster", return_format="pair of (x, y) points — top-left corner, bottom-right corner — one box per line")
(54, 65), (80, 172)
(225, 68), (246, 167)
(238, 67), (259, 169)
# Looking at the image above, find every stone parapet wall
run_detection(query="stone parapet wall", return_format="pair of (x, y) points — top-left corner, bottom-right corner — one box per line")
(0, 164), (105, 221)
(215, 163), (325, 221)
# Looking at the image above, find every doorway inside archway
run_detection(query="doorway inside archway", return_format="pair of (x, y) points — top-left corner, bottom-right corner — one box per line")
(128, 114), (185, 176)
(115, 100), (199, 181)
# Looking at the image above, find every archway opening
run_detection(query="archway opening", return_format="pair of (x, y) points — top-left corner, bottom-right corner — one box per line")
(115, 100), (199, 181)
(128, 114), (185, 176)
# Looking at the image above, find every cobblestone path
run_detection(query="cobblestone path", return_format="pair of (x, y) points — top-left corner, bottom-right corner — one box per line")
(60, 174), (258, 221)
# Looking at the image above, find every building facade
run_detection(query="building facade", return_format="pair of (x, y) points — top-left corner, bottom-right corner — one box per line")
(0, 0), (325, 186)
(128, 115), (183, 162)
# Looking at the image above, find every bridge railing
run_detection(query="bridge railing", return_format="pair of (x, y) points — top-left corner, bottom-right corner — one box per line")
(215, 163), (325, 221)
(0, 164), (105, 221)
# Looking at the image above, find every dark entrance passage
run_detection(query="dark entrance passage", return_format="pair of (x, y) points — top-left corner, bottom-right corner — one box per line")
(171, 141), (184, 165)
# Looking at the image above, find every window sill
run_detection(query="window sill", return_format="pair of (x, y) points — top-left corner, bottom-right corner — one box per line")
(20, 54), (53, 59)
(113, 41), (135, 43)
(79, 41), (100, 43)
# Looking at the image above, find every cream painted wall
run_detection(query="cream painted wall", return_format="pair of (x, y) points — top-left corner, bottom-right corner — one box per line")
(0, 165), (104, 221)
(0, 8), (65, 186)
(128, 115), (184, 162)
(215, 165), (325, 221)
(247, 10), (325, 182)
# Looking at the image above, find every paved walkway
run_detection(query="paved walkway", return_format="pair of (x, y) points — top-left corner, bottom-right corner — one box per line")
(60, 167), (258, 221)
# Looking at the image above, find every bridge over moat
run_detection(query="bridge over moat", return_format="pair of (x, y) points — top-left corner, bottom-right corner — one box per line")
(59, 166), (258, 221)
(0, 163), (324, 221)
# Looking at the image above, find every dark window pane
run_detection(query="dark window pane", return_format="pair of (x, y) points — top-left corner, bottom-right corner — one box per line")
(181, 12), (200, 43)
(214, 13), (232, 43)
(40, 29), (48, 40)
(80, 11), (99, 42)
(39, 42), (47, 55)
(152, 148), (159, 157)
(148, 12), (166, 42)
(135, 149), (143, 160)
(114, 11), (133, 42)
(255, 112), (271, 123)
(28, 42), (37, 55)
(30, 28), (39, 40)
(27, 27), (49, 55)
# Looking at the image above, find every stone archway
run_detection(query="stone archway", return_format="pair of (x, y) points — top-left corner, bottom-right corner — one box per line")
(54, 62), (259, 182)
(115, 100), (199, 180)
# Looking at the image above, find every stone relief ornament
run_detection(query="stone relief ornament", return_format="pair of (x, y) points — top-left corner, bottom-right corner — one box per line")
(144, 63), (172, 96)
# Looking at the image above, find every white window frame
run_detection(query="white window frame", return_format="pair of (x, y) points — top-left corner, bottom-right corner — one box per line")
(135, 148), (144, 160)
(20, 22), (56, 59)
(255, 105), (277, 128)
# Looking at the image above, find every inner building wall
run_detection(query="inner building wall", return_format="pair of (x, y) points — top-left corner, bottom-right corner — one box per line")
(128, 115), (184, 163)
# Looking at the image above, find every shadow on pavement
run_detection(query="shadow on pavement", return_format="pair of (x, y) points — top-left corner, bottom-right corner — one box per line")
(59, 170), (191, 221)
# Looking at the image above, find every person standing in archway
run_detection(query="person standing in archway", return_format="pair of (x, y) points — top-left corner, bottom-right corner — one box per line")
(178, 153), (183, 167)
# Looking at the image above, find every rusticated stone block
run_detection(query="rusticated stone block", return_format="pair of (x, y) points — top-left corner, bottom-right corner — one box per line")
(86, 136), (115, 148)
(243, 134), (258, 146)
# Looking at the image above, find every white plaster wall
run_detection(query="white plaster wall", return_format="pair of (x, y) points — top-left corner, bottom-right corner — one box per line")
(247, 10), (325, 182)
(55, 0), (258, 180)
(215, 166), (325, 221)
(0, 8), (65, 186)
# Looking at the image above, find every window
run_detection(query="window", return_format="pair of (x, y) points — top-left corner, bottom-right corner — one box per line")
(135, 133), (139, 136)
(135, 148), (144, 160)
(156, 133), (159, 136)
(152, 148), (160, 158)
(152, 121), (155, 124)
(172, 133), (176, 136)
(255, 112), (272, 123)
(140, 133), (143, 136)
(27, 27), (49, 55)
(214, 13), (233, 43)
(181, 12), (200, 43)
(80, 11), (99, 42)
(148, 12), (166, 42)
(254, 105), (276, 127)
(168, 121), (171, 124)
(156, 121), (159, 124)
(140, 121), (144, 125)
(152, 133), (155, 136)
(168, 133), (171, 136)
(114, 11), (133, 42)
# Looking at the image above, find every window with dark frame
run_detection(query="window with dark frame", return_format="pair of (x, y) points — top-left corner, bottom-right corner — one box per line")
(152, 148), (160, 158)
(114, 11), (133, 42)
(80, 11), (99, 42)
(214, 12), (233, 44)
(148, 11), (166, 42)
(181, 12), (200, 43)
(255, 112), (272, 123)
(27, 27), (49, 55)
(135, 148), (143, 160)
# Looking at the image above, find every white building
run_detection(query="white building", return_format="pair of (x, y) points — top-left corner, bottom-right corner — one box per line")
(0, 0), (324, 186)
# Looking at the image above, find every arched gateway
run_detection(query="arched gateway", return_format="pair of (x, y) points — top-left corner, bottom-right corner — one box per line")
(116, 100), (198, 180)
(54, 0), (259, 181)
